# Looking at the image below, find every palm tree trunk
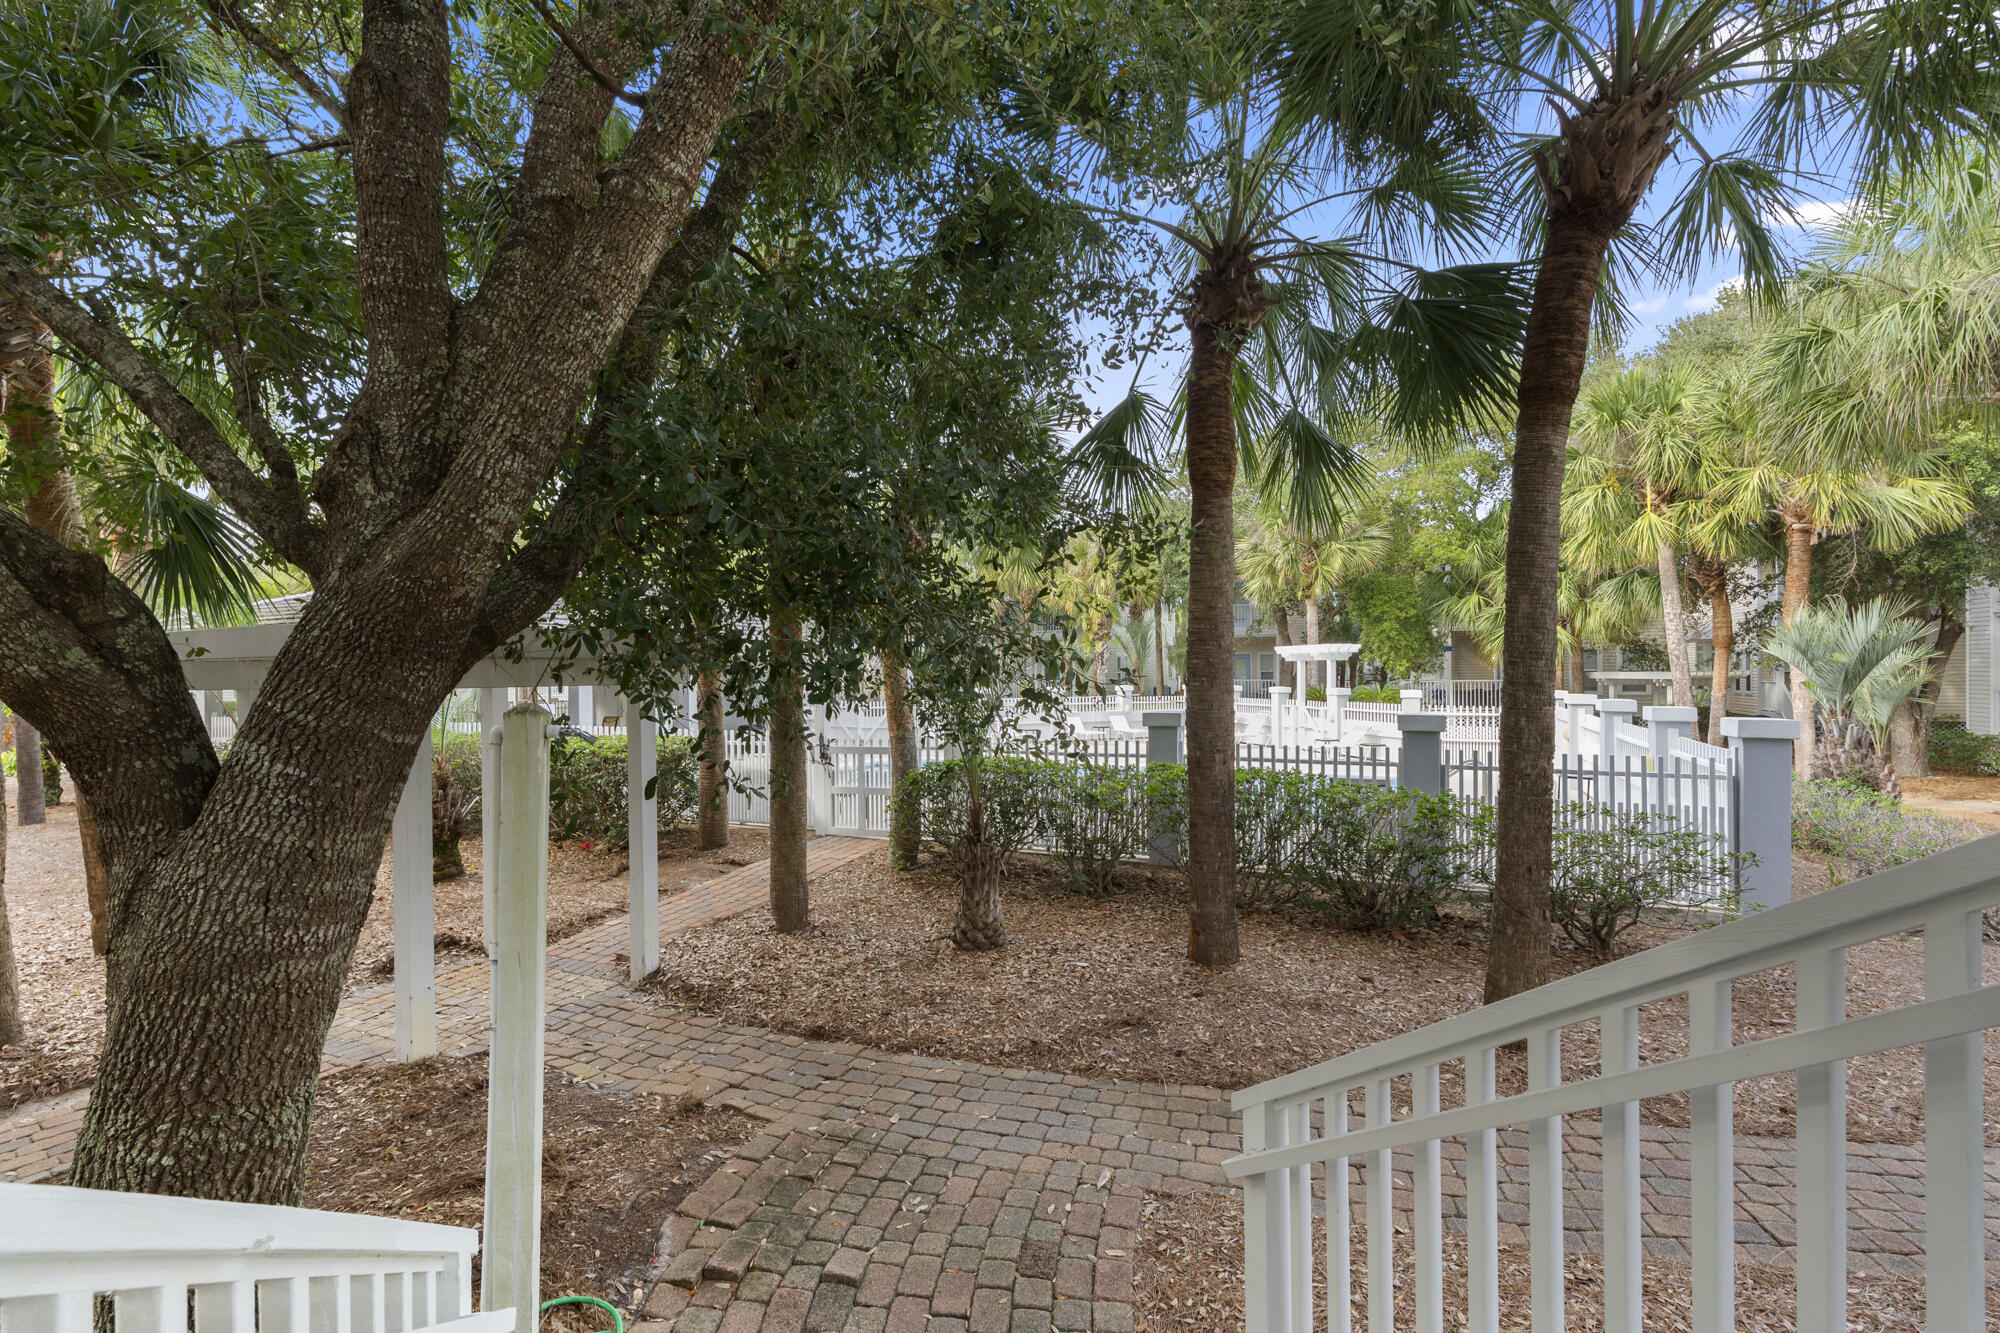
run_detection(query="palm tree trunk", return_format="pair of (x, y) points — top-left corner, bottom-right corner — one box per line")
(768, 615), (810, 933)
(1781, 507), (1816, 776)
(1655, 541), (1695, 709)
(695, 671), (729, 850)
(883, 651), (920, 869)
(1487, 210), (1619, 1006)
(1153, 594), (1167, 694)
(1702, 568), (1734, 746)
(951, 762), (1005, 950)
(1272, 605), (1295, 691)
(1303, 594), (1321, 695)
(1182, 320), (1241, 967)
(0, 768), (18, 1047)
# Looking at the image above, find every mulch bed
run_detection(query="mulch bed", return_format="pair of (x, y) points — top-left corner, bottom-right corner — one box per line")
(0, 765), (764, 1110)
(648, 847), (2000, 1146)
(1134, 1188), (1945, 1333)
(306, 1055), (754, 1325)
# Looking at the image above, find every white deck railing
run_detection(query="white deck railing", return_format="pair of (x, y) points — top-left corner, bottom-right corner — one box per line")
(0, 1183), (511, 1333)
(1225, 834), (2000, 1333)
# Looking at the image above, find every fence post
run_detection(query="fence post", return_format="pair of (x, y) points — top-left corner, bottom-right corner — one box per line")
(1145, 711), (1183, 867)
(486, 703), (551, 1333)
(627, 704), (660, 983)
(1270, 684), (1291, 749)
(1399, 688), (1423, 714)
(1596, 697), (1638, 760)
(392, 727), (436, 1062)
(1563, 693), (1598, 761)
(1397, 713), (1446, 794)
(1645, 705), (1697, 766)
(1329, 687), (1350, 740)
(1722, 717), (1798, 911)
(805, 705), (834, 834)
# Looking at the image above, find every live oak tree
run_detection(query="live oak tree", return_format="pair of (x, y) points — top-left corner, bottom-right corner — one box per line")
(1276, 0), (2000, 1001)
(0, 0), (1165, 1202)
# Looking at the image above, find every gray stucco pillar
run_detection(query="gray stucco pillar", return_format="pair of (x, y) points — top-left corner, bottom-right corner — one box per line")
(1144, 710), (1184, 865)
(1396, 713), (1447, 795)
(1723, 716), (1799, 911)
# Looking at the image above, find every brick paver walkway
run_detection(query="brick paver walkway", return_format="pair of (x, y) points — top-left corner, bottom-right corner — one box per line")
(5, 833), (1997, 1330)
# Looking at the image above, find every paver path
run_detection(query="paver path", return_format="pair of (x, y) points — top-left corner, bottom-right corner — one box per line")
(5, 835), (1997, 1330)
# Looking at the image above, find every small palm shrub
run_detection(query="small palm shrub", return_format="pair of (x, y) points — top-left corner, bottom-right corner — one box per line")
(1547, 804), (1736, 955)
(899, 757), (1044, 874)
(1792, 780), (1982, 886)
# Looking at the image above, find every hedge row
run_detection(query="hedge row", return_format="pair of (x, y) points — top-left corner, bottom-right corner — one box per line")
(902, 757), (1731, 951)
(432, 730), (701, 848)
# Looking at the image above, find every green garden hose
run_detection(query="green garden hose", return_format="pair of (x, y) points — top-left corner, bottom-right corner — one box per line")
(538, 1296), (625, 1333)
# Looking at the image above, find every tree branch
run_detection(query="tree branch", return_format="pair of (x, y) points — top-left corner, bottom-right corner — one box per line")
(200, 0), (351, 132)
(0, 253), (326, 576)
(523, 0), (647, 109)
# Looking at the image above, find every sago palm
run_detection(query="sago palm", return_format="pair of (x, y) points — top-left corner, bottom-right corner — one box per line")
(1765, 597), (1937, 782)
(1276, 0), (2000, 1003)
(1080, 95), (1525, 965)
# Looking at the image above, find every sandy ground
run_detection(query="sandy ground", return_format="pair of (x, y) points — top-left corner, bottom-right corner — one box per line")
(0, 769), (765, 1109)
(1902, 773), (2000, 829)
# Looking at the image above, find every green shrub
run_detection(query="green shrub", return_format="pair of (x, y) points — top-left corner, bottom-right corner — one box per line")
(1547, 803), (1733, 955)
(1229, 768), (1330, 906)
(1792, 779), (1982, 885)
(1348, 684), (1401, 703)
(546, 734), (698, 845)
(1039, 763), (1151, 892)
(1928, 722), (2000, 776)
(1293, 785), (1480, 931)
(899, 757), (1044, 873)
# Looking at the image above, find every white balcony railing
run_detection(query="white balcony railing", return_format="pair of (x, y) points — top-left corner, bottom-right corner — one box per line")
(0, 1183), (511, 1333)
(1225, 835), (2000, 1333)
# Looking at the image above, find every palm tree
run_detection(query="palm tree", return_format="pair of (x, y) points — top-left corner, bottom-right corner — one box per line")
(1766, 597), (1936, 788)
(1277, 0), (2000, 1002)
(1081, 96), (1523, 965)
(1702, 369), (1969, 772)
(1237, 497), (1388, 693)
(1566, 364), (1704, 709)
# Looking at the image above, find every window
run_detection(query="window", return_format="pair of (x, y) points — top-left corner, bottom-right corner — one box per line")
(1730, 648), (1754, 695)
(1234, 653), (1252, 681)
(1258, 653), (1276, 682)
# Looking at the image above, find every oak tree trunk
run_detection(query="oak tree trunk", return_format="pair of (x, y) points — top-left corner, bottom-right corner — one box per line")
(951, 772), (1005, 951)
(77, 790), (109, 954)
(696, 671), (729, 850)
(768, 615), (810, 933)
(13, 721), (43, 827)
(1655, 540), (1694, 710)
(1487, 211), (1620, 1006)
(0, 770), (18, 1046)
(883, 651), (919, 869)
(1183, 320), (1243, 967)
(1891, 616), (1960, 779)
(1782, 511), (1816, 775)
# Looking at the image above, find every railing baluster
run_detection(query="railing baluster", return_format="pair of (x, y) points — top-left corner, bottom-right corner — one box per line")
(1243, 1102), (1290, 1333)
(1687, 979), (1734, 1333)
(1922, 908), (1984, 1331)
(1327, 1092), (1352, 1333)
(384, 1274), (410, 1333)
(309, 1276), (352, 1333)
(1600, 1006), (1641, 1333)
(1794, 946), (1847, 1331)
(1411, 1065), (1443, 1333)
(1365, 1077), (1394, 1333)
(1465, 1048), (1499, 1333)
(350, 1274), (383, 1333)
(3, 1293), (94, 1333)
(258, 1278), (311, 1333)
(1525, 1026), (1563, 1333)
(193, 1282), (255, 1333)
(113, 1286), (170, 1333)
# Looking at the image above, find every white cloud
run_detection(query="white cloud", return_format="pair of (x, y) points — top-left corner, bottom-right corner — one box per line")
(1764, 197), (1854, 232)
(1628, 294), (1674, 318)
(1686, 276), (1745, 313)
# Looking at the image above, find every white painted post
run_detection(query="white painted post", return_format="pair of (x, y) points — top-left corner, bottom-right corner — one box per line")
(392, 728), (436, 1061)
(1241, 1104), (1289, 1333)
(1365, 1078), (1394, 1333)
(485, 703), (551, 1333)
(1922, 907), (1985, 1331)
(1464, 1048), (1499, 1333)
(1270, 685), (1291, 750)
(1525, 1027), (1564, 1333)
(805, 704), (833, 834)
(1644, 705), (1696, 763)
(1594, 697), (1637, 760)
(1722, 717), (1798, 910)
(1687, 978), (1734, 1333)
(627, 707), (659, 982)
(1793, 945), (1847, 1331)
(1562, 693), (1596, 762)
(1398, 688), (1422, 714)
(479, 688), (505, 958)
(1600, 1005), (1642, 1333)
(1412, 1065), (1443, 1333)
(1329, 687), (1351, 742)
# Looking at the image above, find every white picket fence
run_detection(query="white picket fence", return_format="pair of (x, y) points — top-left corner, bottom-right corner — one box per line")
(0, 1183), (509, 1333)
(1226, 834), (2000, 1333)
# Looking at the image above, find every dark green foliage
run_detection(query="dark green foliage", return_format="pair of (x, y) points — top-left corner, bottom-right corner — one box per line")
(1792, 779), (1983, 885)
(899, 757), (1045, 875)
(41, 749), (61, 806)
(1039, 764), (1151, 893)
(430, 732), (699, 850)
(1547, 804), (1729, 955)
(1929, 722), (2000, 776)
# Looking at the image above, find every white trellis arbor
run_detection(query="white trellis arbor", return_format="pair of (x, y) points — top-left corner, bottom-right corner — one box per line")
(170, 617), (665, 1061)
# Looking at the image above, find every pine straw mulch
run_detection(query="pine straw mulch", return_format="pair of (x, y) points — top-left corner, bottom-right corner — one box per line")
(0, 772), (766, 1111)
(646, 848), (2000, 1147)
(1133, 1188), (1959, 1333)
(306, 1054), (754, 1328)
